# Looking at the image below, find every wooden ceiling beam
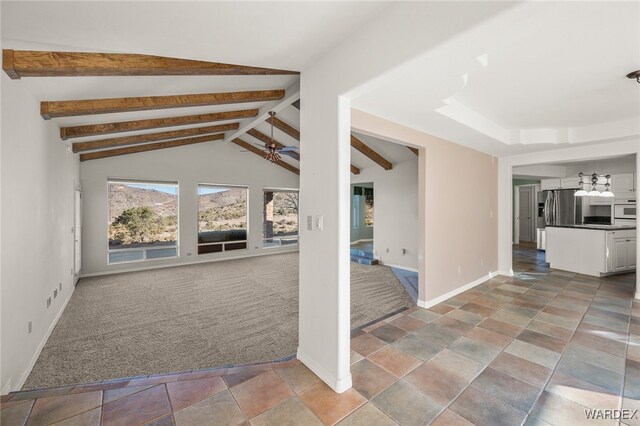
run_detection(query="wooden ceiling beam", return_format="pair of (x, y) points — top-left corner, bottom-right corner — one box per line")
(232, 138), (299, 175)
(72, 122), (238, 153)
(350, 134), (393, 170)
(267, 116), (300, 141)
(408, 146), (419, 156)
(351, 165), (361, 175)
(60, 108), (258, 140)
(80, 133), (224, 161)
(2, 49), (298, 79)
(41, 89), (285, 119)
(247, 128), (300, 162)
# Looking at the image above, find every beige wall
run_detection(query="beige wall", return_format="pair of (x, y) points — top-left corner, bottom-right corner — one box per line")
(351, 109), (498, 303)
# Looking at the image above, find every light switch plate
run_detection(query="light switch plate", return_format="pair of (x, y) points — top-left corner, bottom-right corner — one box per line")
(315, 215), (323, 231)
(307, 215), (313, 231)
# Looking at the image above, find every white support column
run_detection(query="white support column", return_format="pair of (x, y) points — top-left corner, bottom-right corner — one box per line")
(417, 146), (428, 306)
(498, 157), (514, 276)
(298, 80), (352, 392)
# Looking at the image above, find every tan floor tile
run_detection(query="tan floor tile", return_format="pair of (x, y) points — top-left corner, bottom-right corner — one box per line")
(298, 382), (366, 425)
(337, 402), (397, 426)
(102, 385), (171, 426)
(367, 345), (422, 378)
(431, 409), (474, 426)
(351, 359), (398, 399)
(350, 350), (364, 365)
(173, 390), (246, 426)
(426, 349), (484, 382)
(489, 352), (551, 388)
(274, 363), (321, 393)
(428, 304), (454, 315)
(250, 396), (322, 426)
(229, 370), (294, 418)
(167, 376), (226, 411)
(404, 362), (468, 405)
(51, 407), (101, 426)
(389, 315), (426, 332)
(478, 317), (523, 337)
(350, 333), (387, 357)
(1, 399), (34, 426)
(178, 369), (228, 382)
(27, 391), (102, 426)
(104, 385), (155, 404)
(465, 326), (512, 349)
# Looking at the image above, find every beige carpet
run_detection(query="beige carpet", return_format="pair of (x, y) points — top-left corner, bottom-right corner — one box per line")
(23, 252), (414, 390)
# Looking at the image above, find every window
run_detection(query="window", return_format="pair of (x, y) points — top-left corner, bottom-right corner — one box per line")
(108, 180), (178, 264)
(198, 185), (248, 254)
(263, 190), (299, 248)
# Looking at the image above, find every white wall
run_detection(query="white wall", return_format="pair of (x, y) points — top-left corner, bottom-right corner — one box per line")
(1, 73), (80, 392)
(80, 142), (299, 276)
(351, 160), (419, 270)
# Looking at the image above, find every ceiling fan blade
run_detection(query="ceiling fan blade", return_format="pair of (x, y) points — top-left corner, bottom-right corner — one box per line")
(279, 146), (298, 152)
(281, 151), (299, 158)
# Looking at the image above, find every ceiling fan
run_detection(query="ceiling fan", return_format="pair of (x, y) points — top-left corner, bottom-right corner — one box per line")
(243, 111), (298, 163)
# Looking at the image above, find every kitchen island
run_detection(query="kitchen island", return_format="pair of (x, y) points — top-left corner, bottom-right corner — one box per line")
(546, 225), (636, 277)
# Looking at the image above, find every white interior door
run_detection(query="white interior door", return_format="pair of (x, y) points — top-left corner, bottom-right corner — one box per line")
(519, 186), (534, 242)
(74, 189), (82, 279)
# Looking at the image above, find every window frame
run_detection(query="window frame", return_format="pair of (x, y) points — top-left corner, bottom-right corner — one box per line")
(262, 188), (300, 249)
(197, 183), (249, 254)
(107, 178), (180, 265)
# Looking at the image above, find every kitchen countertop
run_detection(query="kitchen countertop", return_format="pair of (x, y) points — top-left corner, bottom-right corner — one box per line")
(546, 224), (636, 231)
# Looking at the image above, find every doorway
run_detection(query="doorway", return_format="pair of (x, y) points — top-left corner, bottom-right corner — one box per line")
(351, 183), (374, 252)
(518, 186), (536, 243)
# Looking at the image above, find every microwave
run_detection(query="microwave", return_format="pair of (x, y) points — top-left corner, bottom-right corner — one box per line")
(614, 203), (637, 220)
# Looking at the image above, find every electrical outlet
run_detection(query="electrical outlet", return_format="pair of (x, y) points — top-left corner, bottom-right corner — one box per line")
(187, 252), (192, 256)
(46, 296), (52, 308)
(481, 258), (485, 266)
(28, 321), (32, 334)
(457, 265), (462, 274)
(53, 288), (58, 299)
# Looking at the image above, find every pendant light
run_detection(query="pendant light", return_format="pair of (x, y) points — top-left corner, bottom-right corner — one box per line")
(587, 172), (601, 196)
(574, 172), (615, 197)
(574, 172), (589, 197)
(600, 175), (614, 197)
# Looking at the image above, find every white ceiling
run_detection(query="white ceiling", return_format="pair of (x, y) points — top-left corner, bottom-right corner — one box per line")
(2, 1), (638, 162)
(1, 1), (389, 70)
(352, 1), (640, 157)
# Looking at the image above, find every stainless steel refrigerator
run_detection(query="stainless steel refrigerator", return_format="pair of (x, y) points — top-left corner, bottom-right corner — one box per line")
(542, 189), (583, 226)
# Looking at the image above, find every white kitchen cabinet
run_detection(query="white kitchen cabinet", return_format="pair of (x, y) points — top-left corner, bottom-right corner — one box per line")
(612, 173), (636, 200)
(607, 230), (636, 273)
(541, 179), (561, 190)
(560, 178), (580, 189)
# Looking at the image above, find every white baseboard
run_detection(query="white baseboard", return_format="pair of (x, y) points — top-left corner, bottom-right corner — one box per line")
(498, 269), (514, 277)
(417, 271), (498, 309)
(297, 348), (352, 393)
(378, 262), (418, 273)
(81, 247), (299, 278)
(12, 284), (77, 392)
(1, 378), (13, 395)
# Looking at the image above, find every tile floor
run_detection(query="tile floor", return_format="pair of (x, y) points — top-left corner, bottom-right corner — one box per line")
(2, 244), (639, 425)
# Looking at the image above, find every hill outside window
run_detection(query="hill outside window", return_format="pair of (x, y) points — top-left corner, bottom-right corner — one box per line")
(263, 189), (299, 248)
(198, 184), (248, 254)
(107, 179), (179, 264)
